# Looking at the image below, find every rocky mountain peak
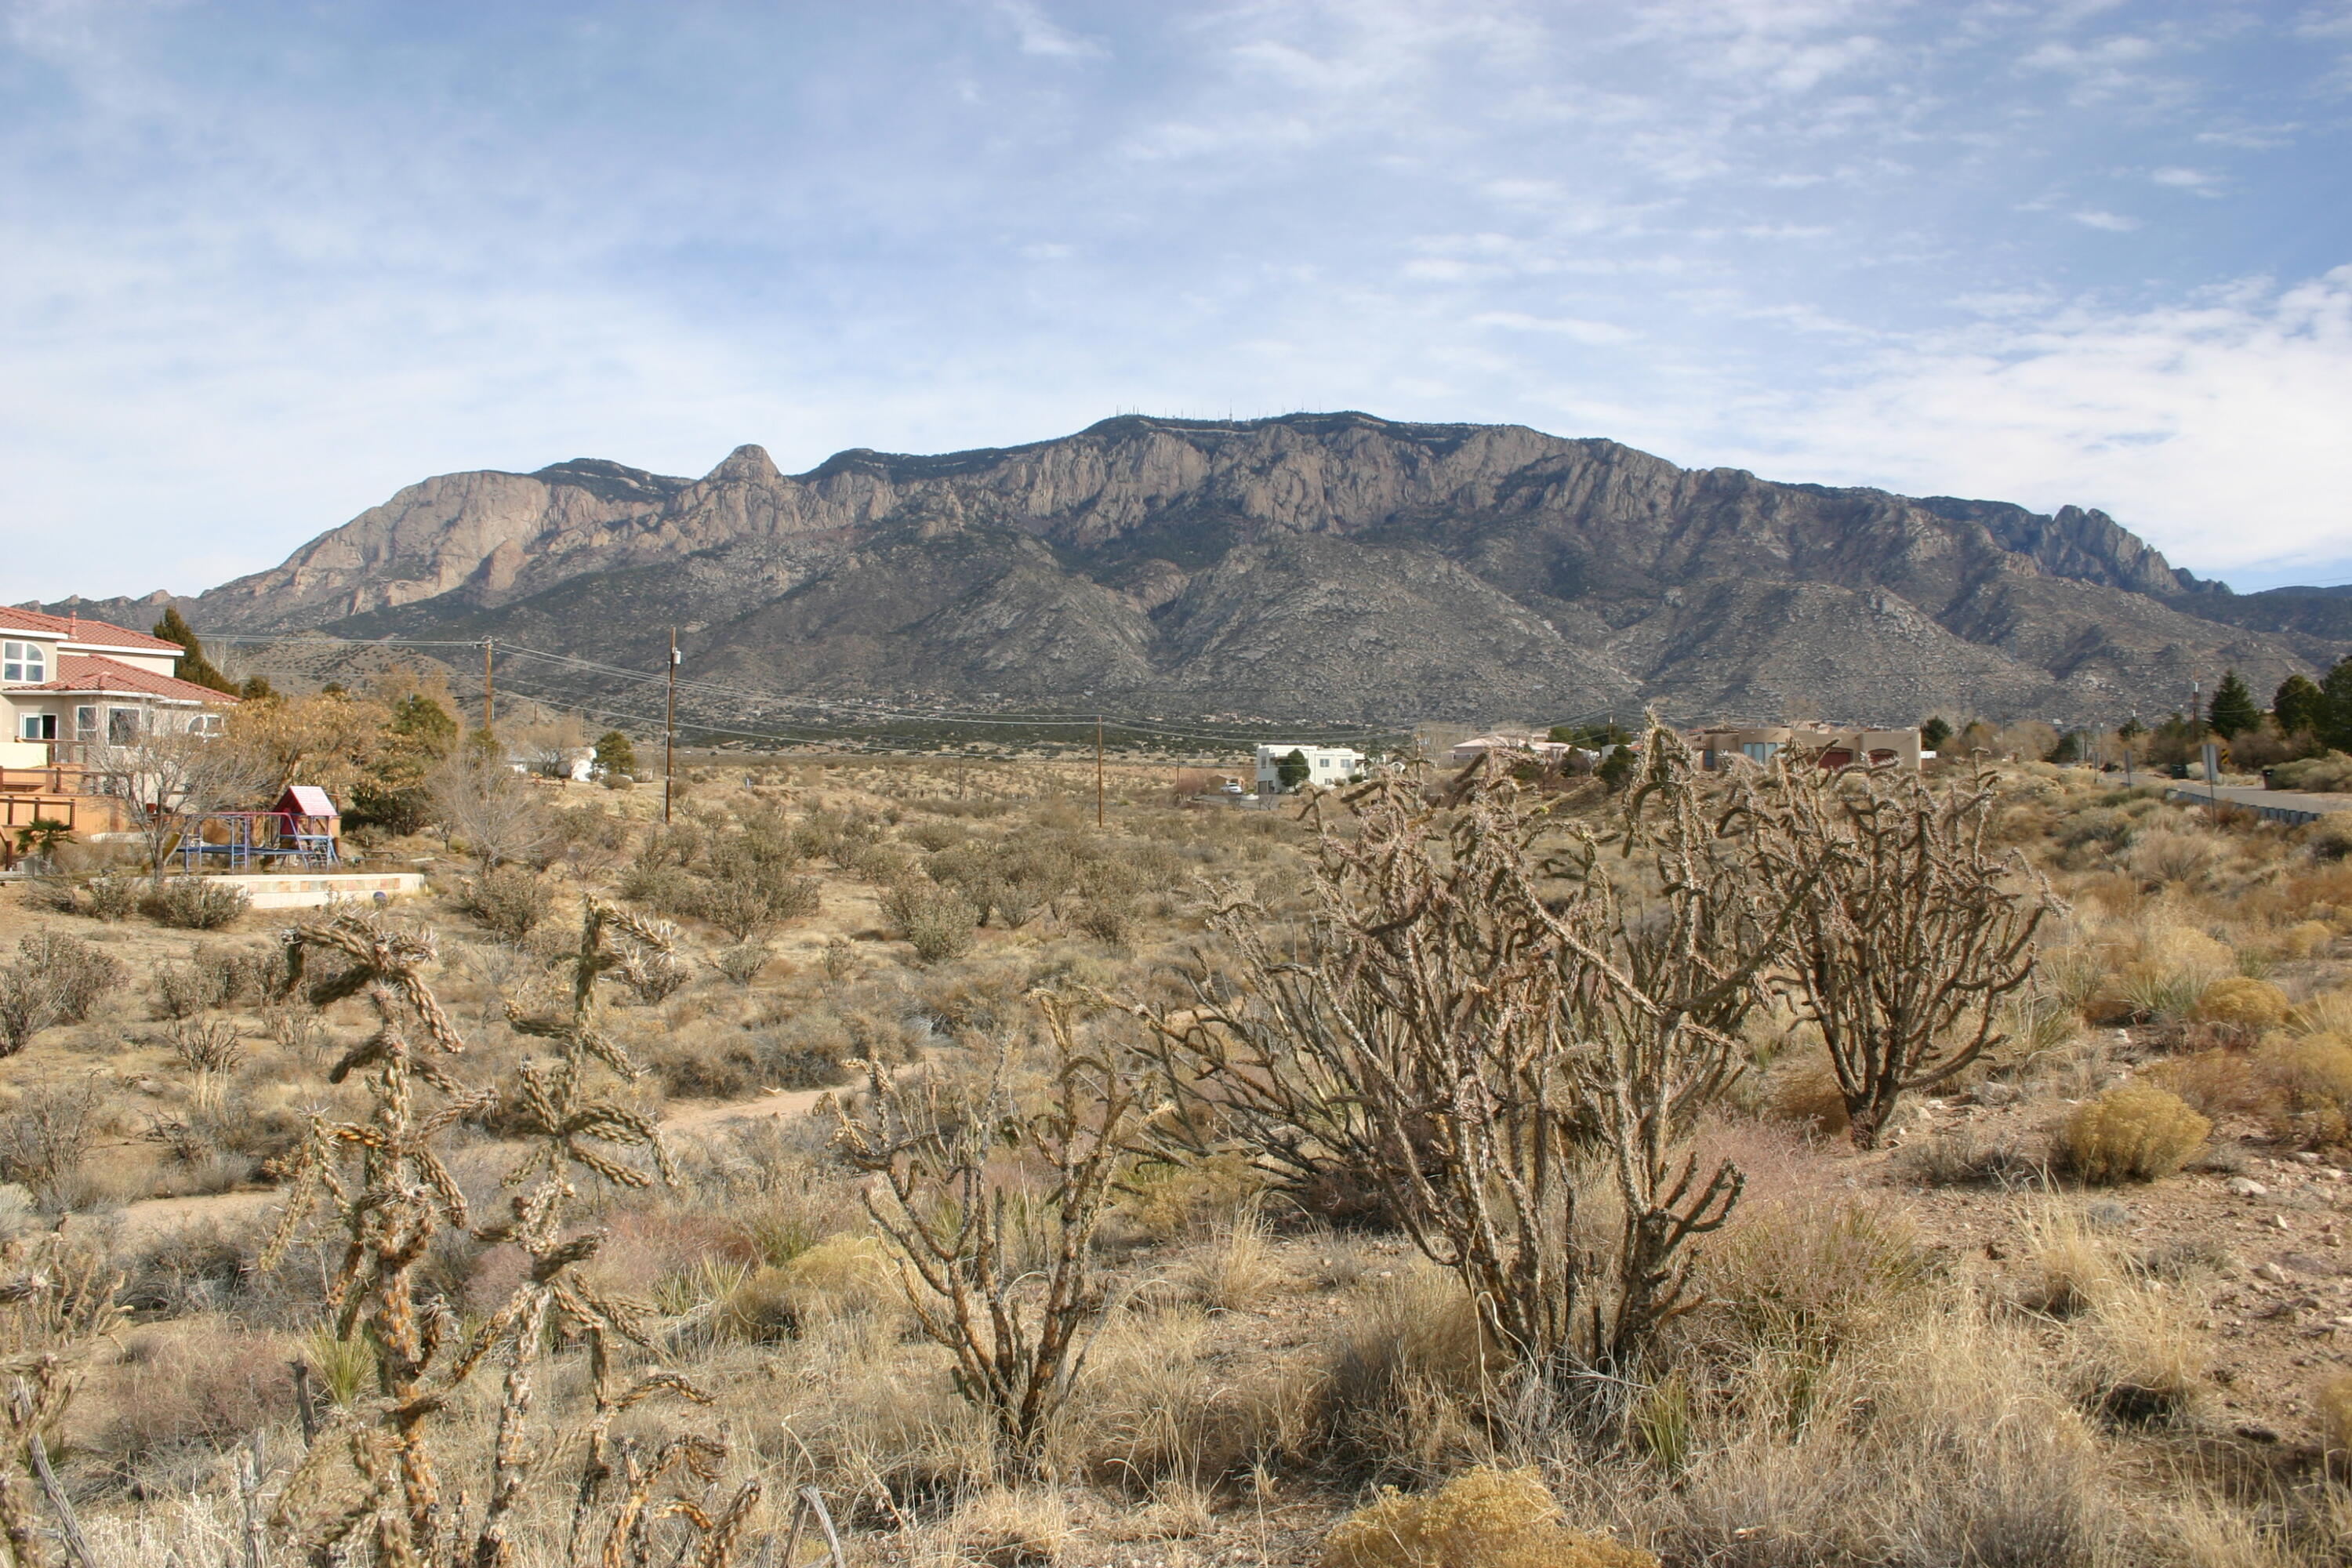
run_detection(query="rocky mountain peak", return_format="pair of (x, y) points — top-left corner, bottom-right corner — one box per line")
(154, 412), (2347, 726)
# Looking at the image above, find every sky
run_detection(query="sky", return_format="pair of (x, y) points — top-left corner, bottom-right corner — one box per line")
(5, 0), (2350, 601)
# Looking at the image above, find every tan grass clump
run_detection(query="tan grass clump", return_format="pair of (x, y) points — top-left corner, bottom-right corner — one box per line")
(2318, 1372), (2352, 1462)
(2282, 920), (2335, 959)
(2060, 1083), (2210, 1185)
(1320, 1466), (1656, 1568)
(713, 1232), (902, 1342)
(2194, 976), (2292, 1031)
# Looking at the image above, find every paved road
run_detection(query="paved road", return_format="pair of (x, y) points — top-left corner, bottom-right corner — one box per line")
(2165, 783), (2352, 825)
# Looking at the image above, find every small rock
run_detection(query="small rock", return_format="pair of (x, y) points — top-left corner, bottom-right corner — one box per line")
(2228, 1178), (2270, 1198)
(2272, 1214), (2294, 1231)
(2235, 1423), (2281, 1443)
(2296, 1152), (2323, 1165)
(2254, 1262), (2293, 1284)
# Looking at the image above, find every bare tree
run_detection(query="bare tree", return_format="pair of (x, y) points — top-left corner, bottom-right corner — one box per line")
(833, 993), (1143, 1474)
(1743, 760), (2049, 1148)
(1137, 726), (1801, 1393)
(116, 724), (274, 880)
(429, 750), (555, 869)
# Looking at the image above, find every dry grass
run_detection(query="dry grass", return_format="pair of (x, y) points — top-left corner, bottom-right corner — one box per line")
(13, 750), (2352, 1563)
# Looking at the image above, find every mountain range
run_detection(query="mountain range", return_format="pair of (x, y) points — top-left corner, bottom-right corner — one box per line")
(37, 412), (2351, 730)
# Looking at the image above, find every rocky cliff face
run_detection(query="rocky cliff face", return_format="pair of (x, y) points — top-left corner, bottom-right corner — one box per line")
(89, 412), (2348, 726)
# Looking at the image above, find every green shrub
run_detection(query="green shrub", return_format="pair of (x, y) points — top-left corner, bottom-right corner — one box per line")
(457, 865), (554, 942)
(149, 877), (249, 930)
(2060, 1083), (2210, 1184)
(882, 879), (978, 964)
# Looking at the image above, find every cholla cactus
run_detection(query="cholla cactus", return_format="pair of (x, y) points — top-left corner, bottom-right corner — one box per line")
(260, 907), (748, 1567)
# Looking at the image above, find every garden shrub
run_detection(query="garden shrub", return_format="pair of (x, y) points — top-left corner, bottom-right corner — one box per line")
(1319, 1466), (1656, 1568)
(85, 871), (143, 921)
(2060, 1083), (2210, 1184)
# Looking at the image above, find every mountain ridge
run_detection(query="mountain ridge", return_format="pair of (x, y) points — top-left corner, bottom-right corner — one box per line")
(33, 412), (2349, 728)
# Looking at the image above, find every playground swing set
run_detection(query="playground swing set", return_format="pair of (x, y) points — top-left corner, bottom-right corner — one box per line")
(168, 784), (342, 873)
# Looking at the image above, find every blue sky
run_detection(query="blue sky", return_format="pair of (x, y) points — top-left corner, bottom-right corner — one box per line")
(5, 0), (2350, 601)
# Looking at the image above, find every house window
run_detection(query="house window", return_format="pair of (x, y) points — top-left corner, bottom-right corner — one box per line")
(189, 713), (222, 735)
(19, 713), (56, 741)
(107, 707), (140, 745)
(1741, 742), (1780, 764)
(74, 706), (96, 741)
(2, 641), (45, 683)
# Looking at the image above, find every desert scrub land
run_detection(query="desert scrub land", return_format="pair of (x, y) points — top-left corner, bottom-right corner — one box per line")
(9, 742), (2352, 1564)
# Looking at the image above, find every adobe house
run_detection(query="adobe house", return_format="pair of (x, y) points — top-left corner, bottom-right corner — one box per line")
(0, 607), (238, 838)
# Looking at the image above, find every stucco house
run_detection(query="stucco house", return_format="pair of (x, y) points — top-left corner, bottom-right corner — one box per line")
(0, 607), (236, 839)
(1, 607), (232, 766)
(1254, 743), (1367, 793)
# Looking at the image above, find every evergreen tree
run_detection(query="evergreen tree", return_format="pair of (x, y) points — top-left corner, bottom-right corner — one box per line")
(238, 674), (276, 702)
(2321, 656), (2352, 753)
(593, 729), (638, 777)
(1919, 716), (1952, 752)
(2117, 715), (2147, 742)
(2206, 670), (2260, 739)
(2045, 731), (2084, 764)
(2276, 673), (2326, 737)
(1276, 749), (1311, 793)
(151, 605), (238, 695)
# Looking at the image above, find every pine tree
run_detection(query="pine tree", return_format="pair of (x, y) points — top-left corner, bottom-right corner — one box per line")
(2321, 657), (2352, 753)
(1276, 749), (1311, 793)
(151, 605), (238, 695)
(593, 728), (638, 777)
(2206, 671), (2260, 739)
(1919, 716), (1953, 752)
(2276, 673), (2326, 738)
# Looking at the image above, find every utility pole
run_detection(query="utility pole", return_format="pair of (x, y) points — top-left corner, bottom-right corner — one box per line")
(482, 639), (495, 732)
(664, 627), (678, 825)
(1095, 714), (1105, 829)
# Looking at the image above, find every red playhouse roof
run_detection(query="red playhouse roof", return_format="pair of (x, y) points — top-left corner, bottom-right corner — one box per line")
(277, 785), (338, 817)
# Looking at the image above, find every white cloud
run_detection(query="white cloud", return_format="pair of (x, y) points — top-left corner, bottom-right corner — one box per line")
(1468, 312), (1640, 345)
(1726, 268), (2352, 576)
(2150, 165), (2222, 193)
(994, 1), (1106, 60)
(2069, 209), (2141, 230)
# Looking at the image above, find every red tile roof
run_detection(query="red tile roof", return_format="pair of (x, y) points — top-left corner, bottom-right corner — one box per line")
(0, 605), (187, 653)
(18, 654), (238, 704)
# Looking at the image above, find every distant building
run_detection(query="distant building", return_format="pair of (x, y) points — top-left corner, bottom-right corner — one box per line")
(1254, 744), (1367, 793)
(1690, 723), (1921, 771)
(1448, 732), (1576, 768)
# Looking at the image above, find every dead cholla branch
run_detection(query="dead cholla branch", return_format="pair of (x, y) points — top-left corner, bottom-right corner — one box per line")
(1138, 720), (1795, 1396)
(1743, 757), (2053, 1149)
(0, 1233), (124, 1568)
(257, 907), (744, 1566)
(833, 990), (1147, 1474)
